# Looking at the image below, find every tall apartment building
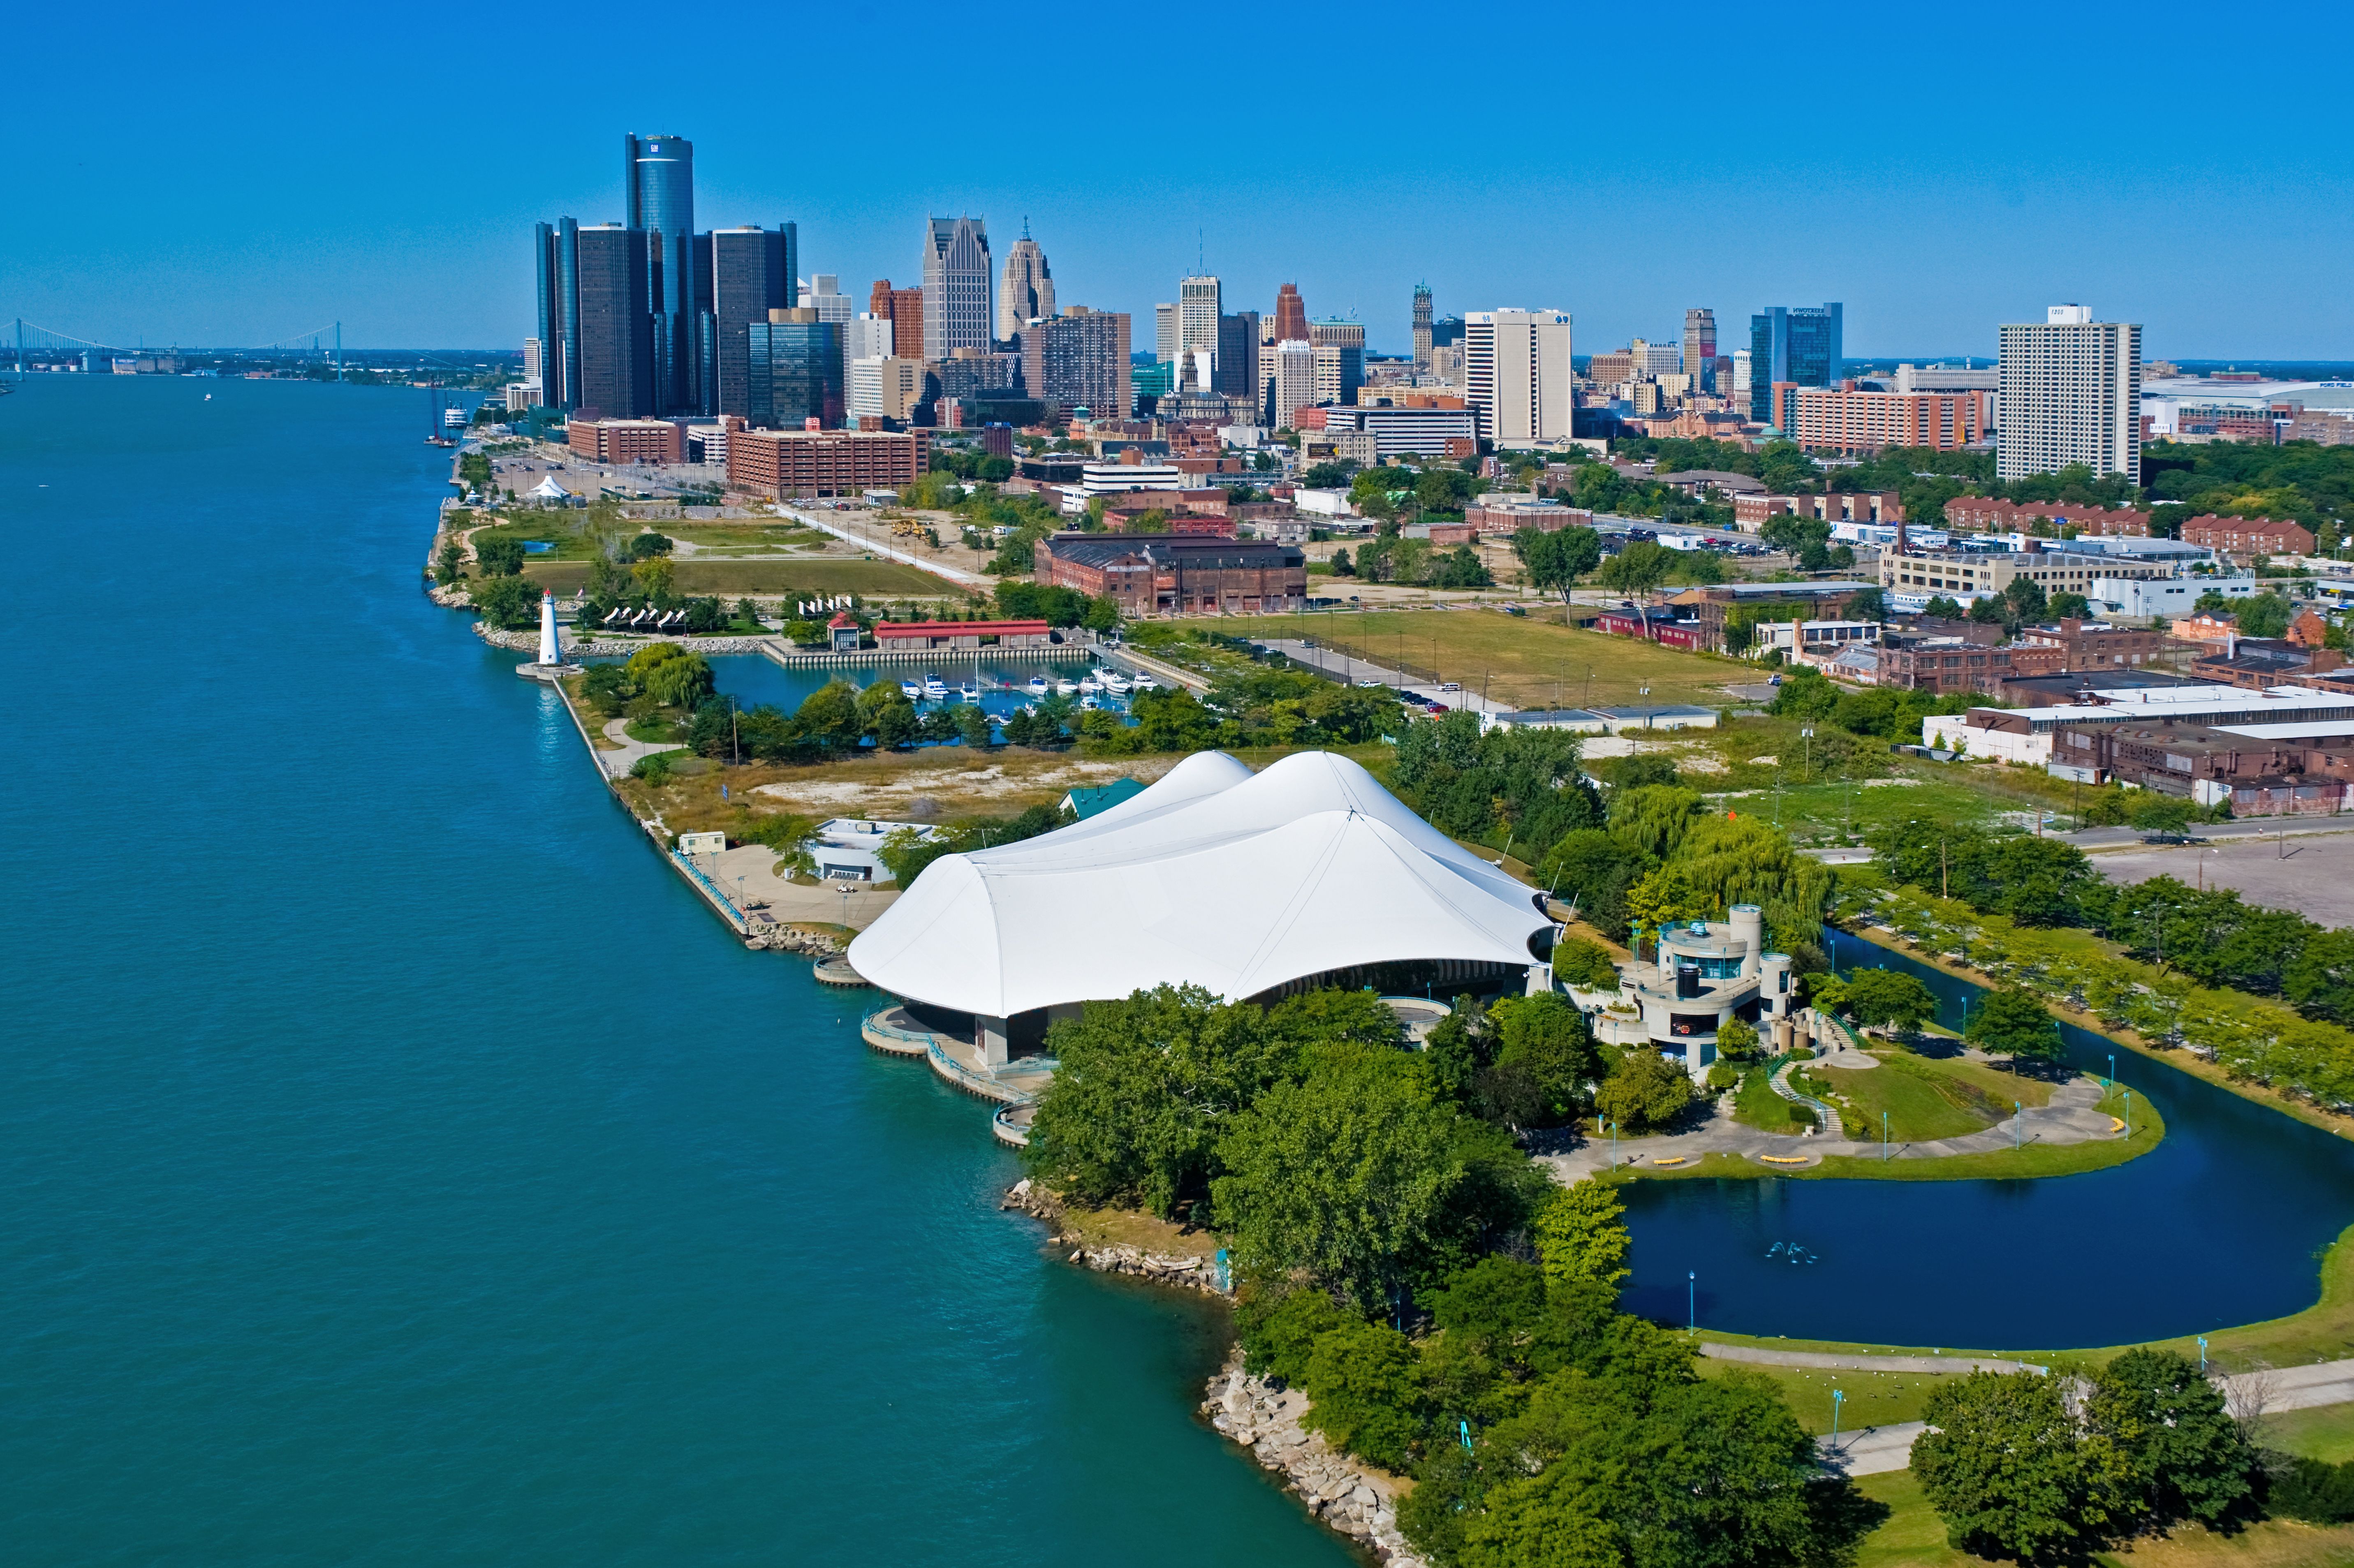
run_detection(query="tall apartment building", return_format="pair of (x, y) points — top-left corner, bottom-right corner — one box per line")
(1271, 283), (1309, 346)
(845, 312), (893, 362)
(1749, 303), (1843, 423)
(1769, 384), (1988, 453)
(997, 225), (1054, 339)
(1729, 349), (1752, 416)
(1309, 319), (1365, 408)
(1998, 305), (2142, 485)
(921, 216), (992, 360)
(1017, 307), (1131, 422)
(869, 281), (923, 374)
(532, 217), (581, 409)
(708, 225), (794, 422)
(1413, 283), (1434, 372)
(748, 308), (844, 430)
(847, 356), (924, 424)
(1216, 311), (1260, 402)
(623, 134), (697, 413)
(1154, 303), (1178, 364)
(574, 224), (654, 420)
(1683, 308), (1717, 390)
(1178, 276), (1222, 378)
(1272, 340), (1318, 429)
(1463, 309), (1574, 444)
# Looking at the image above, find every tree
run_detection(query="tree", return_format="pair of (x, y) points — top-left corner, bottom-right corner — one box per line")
(1592, 1049), (1692, 1131)
(2050, 591), (2090, 620)
(1923, 594), (1966, 620)
(1301, 1321), (1427, 1471)
(1534, 1179), (1630, 1288)
(1514, 525), (1603, 604)
(792, 680), (864, 752)
(1965, 985), (2064, 1070)
(1914, 1371), (2133, 1564)
(1331, 546), (1355, 577)
(2003, 576), (2048, 621)
(470, 574), (542, 630)
(641, 650), (715, 709)
(955, 703), (995, 747)
(433, 540), (465, 585)
(1714, 1016), (1760, 1061)
(1550, 938), (1620, 991)
(1596, 541), (1673, 635)
(1843, 970), (1940, 1034)
(2239, 592), (2293, 638)
(474, 532), (526, 576)
(1477, 993), (1600, 1129)
(2089, 1348), (2257, 1529)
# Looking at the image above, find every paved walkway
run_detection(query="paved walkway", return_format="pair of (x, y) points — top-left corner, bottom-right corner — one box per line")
(1545, 1068), (2121, 1181)
(595, 717), (688, 779)
(1811, 1359), (2354, 1475)
(777, 506), (992, 587)
(1253, 636), (1508, 712)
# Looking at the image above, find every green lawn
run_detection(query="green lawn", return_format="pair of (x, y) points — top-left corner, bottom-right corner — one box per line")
(1733, 1065), (1812, 1133)
(2264, 1404), (2354, 1464)
(1697, 1361), (1962, 1433)
(1852, 1469), (2354, 1568)
(1808, 1058), (1991, 1142)
(467, 520), (602, 560)
(523, 558), (968, 598)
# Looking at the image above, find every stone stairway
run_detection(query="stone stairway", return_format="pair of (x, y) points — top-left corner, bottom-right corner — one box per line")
(1771, 1062), (1845, 1140)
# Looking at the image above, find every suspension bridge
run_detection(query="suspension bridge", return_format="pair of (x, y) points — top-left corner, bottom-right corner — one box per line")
(9, 317), (350, 374)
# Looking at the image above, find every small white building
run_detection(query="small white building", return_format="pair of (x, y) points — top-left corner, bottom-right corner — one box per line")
(1922, 714), (2052, 765)
(1753, 619), (1882, 657)
(812, 818), (942, 881)
(2087, 575), (2255, 621)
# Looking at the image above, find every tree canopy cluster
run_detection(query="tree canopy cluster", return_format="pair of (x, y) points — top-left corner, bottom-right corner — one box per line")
(991, 580), (1118, 630)
(1767, 667), (1977, 742)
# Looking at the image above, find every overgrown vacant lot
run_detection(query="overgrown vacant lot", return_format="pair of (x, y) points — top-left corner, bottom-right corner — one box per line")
(523, 557), (956, 597)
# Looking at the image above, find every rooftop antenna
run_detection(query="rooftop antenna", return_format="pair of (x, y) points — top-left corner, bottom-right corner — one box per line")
(1022, 215), (1030, 239)
(1198, 228), (1204, 275)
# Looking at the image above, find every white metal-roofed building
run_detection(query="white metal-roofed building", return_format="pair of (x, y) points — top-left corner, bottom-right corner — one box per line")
(846, 751), (1555, 1063)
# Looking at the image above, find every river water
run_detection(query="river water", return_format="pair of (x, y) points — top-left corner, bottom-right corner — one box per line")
(1618, 930), (2354, 1348)
(0, 377), (1354, 1567)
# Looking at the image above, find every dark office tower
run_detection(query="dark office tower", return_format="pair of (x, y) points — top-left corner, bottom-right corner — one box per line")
(709, 225), (797, 420)
(1412, 283), (1433, 372)
(748, 308), (845, 430)
(1272, 283), (1309, 344)
(1431, 315), (1465, 349)
(1748, 303), (1842, 423)
(624, 133), (696, 412)
(1216, 311), (1260, 400)
(575, 224), (655, 420)
(533, 218), (583, 409)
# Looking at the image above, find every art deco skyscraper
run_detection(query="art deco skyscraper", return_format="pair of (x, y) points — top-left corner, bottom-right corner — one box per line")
(922, 216), (993, 360)
(624, 134), (696, 413)
(1683, 308), (1717, 391)
(1272, 283), (1309, 346)
(998, 222), (1055, 340)
(1412, 284), (1433, 372)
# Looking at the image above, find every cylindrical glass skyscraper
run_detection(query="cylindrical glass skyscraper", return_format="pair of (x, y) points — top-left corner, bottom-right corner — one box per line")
(624, 134), (695, 413)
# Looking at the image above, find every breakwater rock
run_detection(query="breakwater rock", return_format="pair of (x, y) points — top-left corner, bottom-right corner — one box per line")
(1201, 1356), (1425, 1567)
(470, 622), (771, 658)
(1000, 1180), (1228, 1297)
(746, 927), (840, 955)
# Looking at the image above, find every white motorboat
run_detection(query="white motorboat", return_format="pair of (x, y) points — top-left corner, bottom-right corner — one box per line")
(1026, 675), (1049, 695)
(1129, 671), (1159, 691)
(957, 681), (982, 701)
(922, 676), (947, 700)
(899, 679), (923, 700)
(1078, 674), (1103, 695)
(1097, 670), (1132, 696)
(1055, 677), (1079, 696)
(1079, 694), (1099, 710)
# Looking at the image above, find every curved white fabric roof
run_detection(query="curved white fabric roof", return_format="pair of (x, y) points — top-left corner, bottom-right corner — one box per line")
(847, 751), (1551, 1018)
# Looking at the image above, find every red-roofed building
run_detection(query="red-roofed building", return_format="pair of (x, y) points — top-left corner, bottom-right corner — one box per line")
(2180, 514), (2315, 557)
(826, 612), (862, 653)
(873, 620), (1054, 650)
(1942, 497), (2150, 537)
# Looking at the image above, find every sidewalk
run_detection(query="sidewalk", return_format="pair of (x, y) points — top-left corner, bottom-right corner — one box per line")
(778, 506), (992, 588)
(1254, 636), (1509, 713)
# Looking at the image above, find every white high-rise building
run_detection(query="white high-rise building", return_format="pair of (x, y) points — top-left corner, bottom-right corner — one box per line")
(1629, 338), (1680, 377)
(1463, 309), (1574, 444)
(1155, 303), (1178, 364)
(1178, 275), (1222, 372)
(1998, 304), (2142, 484)
(845, 313), (893, 362)
(922, 216), (993, 360)
(1729, 349), (1753, 410)
(1272, 340), (1317, 430)
(800, 274), (854, 322)
(998, 225), (1054, 340)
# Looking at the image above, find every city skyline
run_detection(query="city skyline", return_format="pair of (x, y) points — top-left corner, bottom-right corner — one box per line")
(14, 1), (2354, 358)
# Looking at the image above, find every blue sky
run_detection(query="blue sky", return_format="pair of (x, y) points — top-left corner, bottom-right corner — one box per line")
(14, 1), (2352, 360)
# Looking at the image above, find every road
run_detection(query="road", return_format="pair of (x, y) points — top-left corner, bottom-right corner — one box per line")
(777, 506), (993, 588)
(1253, 636), (1509, 713)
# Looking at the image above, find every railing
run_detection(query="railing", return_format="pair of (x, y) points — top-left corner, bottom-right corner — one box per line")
(671, 850), (747, 927)
(860, 1008), (934, 1045)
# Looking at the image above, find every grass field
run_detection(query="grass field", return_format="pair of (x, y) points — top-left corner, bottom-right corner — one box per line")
(1734, 1066), (1813, 1133)
(1698, 1360), (1959, 1433)
(1210, 608), (1754, 710)
(1849, 1468), (2354, 1568)
(2263, 1403), (2354, 1464)
(523, 558), (966, 597)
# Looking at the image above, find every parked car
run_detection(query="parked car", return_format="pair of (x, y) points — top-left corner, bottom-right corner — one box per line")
(2141, 831), (2201, 846)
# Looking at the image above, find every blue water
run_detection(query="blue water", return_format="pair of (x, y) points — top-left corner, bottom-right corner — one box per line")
(0, 377), (1352, 1567)
(705, 654), (1136, 730)
(1618, 930), (2354, 1348)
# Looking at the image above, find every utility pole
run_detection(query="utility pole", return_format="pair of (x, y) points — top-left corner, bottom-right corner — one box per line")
(1941, 838), (1948, 900)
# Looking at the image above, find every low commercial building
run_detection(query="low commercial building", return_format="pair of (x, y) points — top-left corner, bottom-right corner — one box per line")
(2015, 618), (2164, 671)
(1734, 490), (1904, 530)
(569, 417), (686, 465)
(811, 818), (943, 881)
(1036, 532), (1306, 616)
(2091, 575), (2254, 621)
(1316, 403), (1481, 457)
(873, 619), (1053, 650)
(1592, 609), (1709, 651)
(727, 429), (926, 496)
(1754, 618), (1882, 659)
(1879, 635), (2062, 694)
(1679, 582), (1880, 650)
(1880, 543), (2168, 603)
(1944, 497), (2151, 537)
(2180, 514), (2316, 557)
(1082, 458), (1187, 497)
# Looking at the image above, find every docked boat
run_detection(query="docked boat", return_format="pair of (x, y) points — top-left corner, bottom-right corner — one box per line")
(1078, 674), (1103, 695)
(923, 676), (947, 700)
(957, 681), (982, 701)
(1055, 677), (1079, 696)
(1130, 671), (1159, 691)
(1097, 670), (1132, 696)
(1079, 695), (1100, 710)
(899, 679), (923, 700)
(1026, 675), (1049, 695)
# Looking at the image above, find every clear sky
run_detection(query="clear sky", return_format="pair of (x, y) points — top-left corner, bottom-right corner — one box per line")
(15, 0), (2352, 361)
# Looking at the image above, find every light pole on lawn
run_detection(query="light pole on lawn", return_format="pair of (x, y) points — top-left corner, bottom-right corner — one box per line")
(1883, 1110), (1890, 1162)
(2107, 1053), (2116, 1090)
(1831, 1388), (1846, 1449)
(1801, 724), (1815, 784)
(1688, 1271), (1697, 1334)
(2014, 1101), (2023, 1149)
(2198, 1335), (2209, 1374)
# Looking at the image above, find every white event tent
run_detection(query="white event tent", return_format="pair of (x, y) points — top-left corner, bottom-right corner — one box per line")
(846, 751), (1553, 1056)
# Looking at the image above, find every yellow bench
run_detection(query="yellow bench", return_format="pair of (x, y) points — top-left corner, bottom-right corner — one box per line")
(2109, 1117), (2125, 1133)
(1652, 1156), (1687, 1166)
(1759, 1154), (1811, 1165)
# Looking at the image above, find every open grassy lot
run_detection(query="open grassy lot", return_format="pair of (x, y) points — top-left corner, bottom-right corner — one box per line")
(663, 523), (826, 549)
(1210, 608), (1755, 710)
(1801, 1047), (2059, 1143)
(1697, 1360), (1961, 1433)
(2262, 1403), (2354, 1463)
(523, 557), (966, 597)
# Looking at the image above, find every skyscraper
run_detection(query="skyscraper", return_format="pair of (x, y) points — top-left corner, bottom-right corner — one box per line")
(1309, 319), (1365, 408)
(1216, 312), (1260, 401)
(870, 281), (923, 375)
(1178, 276), (1222, 380)
(749, 308), (845, 431)
(800, 274), (854, 322)
(1748, 303), (1842, 423)
(1272, 283), (1309, 347)
(1017, 307), (1130, 422)
(624, 134), (696, 413)
(1998, 305), (2141, 484)
(1155, 303), (1177, 364)
(1412, 284), (1433, 372)
(922, 217), (992, 360)
(1463, 310), (1573, 444)
(709, 225), (795, 421)
(998, 223), (1054, 340)
(1682, 308), (1717, 391)
(1272, 340), (1318, 430)
(574, 224), (654, 421)
(533, 218), (582, 409)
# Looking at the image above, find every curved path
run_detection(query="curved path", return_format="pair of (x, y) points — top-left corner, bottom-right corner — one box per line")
(593, 716), (688, 779)
(1546, 1070), (2123, 1182)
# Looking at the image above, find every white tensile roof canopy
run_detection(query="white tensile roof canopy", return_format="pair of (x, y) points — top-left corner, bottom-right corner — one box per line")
(846, 751), (1552, 1020)
(527, 476), (573, 499)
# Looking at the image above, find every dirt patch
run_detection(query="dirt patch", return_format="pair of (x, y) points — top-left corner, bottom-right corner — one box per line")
(751, 753), (1179, 816)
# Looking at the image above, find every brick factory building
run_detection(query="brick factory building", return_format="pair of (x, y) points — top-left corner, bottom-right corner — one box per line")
(569, 418), (687, 465)
(1036, 532), (1306, 616)
(727, 428), (927, 496)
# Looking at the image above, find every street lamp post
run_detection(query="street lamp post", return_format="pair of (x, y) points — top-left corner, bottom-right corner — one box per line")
(2107, 1053), (2116, 1090)
(1801, 724), (1815, 784)
(2014, 1102), (2023, 1149)
(1688, 1271), (1696, 1334)
(1883, 1110), (1890, 1163)
(2198, 1334), (2209, 1374)
(1831, 1388), (1846, 1449)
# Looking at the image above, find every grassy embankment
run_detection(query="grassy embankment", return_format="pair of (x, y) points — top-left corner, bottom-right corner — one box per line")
(1851, 1467), (2354, 1567)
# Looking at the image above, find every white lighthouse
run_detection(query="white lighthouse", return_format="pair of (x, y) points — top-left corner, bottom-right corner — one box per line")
(537, 590), (560, 665)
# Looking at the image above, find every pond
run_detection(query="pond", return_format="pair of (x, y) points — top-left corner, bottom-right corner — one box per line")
(1615, 927), (2354, 1348)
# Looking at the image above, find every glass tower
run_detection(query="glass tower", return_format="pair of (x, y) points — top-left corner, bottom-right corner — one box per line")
(748, 314), (844, 431)
(625, 134), (696, 413)
(1748, 303), (1842, 424)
